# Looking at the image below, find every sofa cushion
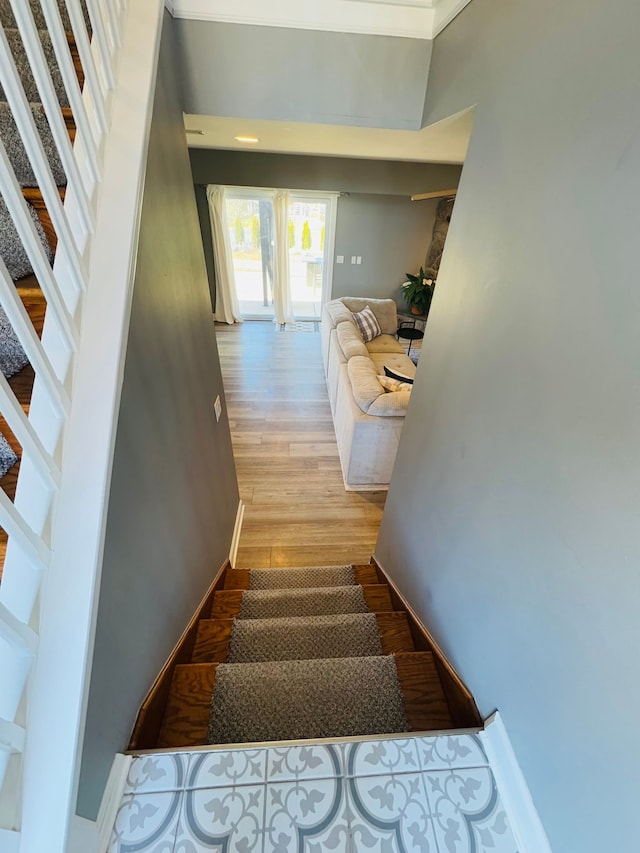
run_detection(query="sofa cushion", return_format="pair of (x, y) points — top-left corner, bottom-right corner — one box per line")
(352, 305), (381, 342)
(347, 356), (385, 413)
(326, 300), (357, 328)
(347, 356), (411, 417)
(337, 322), (369, 360)
(368, 389), (411, 416)
(340, 297), (398, 336)
(365, 334), (405, 355)
(369, 352), (416, 379)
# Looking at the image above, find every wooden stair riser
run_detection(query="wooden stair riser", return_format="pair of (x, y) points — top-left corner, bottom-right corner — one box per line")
(223, 564), (379, 590)
(211, 584), (393, 620)
(192, 611), (415, 664)
(157, 651), (453, 749)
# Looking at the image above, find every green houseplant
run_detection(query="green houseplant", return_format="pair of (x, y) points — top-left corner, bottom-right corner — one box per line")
(402, 267), (435, 315)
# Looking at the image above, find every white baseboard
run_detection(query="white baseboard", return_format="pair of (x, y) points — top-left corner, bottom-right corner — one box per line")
(343, 480), (389, 492)
(229, 501), (244, 568)
(96, 754), (132, 853)
(480, 712), (552, 853)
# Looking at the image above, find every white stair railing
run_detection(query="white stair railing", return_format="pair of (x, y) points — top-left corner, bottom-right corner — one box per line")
(0, 1), (165, 850)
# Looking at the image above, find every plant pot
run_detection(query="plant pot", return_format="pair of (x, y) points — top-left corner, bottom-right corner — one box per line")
(410, 305), (423, 316)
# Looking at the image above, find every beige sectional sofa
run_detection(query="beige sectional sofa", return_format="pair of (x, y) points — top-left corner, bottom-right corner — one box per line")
(321, 296), (416, 489)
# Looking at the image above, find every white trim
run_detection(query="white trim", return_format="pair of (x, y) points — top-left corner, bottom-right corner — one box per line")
(229, 501), (244, 568)
(480, 712), (552, 853)
(433, 0), (473, 35)
(170, 0), (434, 39)
(96, 755), (132, 853)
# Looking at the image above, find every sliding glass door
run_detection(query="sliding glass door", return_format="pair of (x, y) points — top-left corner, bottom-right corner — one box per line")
(224, 193), (275, 319)
(224, 189), (336, 322)
(288, 195), (334, 320)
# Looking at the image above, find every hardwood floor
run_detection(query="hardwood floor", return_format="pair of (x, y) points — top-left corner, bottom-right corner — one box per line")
(215, 321), (386, 568)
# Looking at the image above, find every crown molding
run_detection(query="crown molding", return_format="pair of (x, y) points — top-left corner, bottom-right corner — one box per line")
(169, 0), (435, 39)
(433, 0), (473, 35)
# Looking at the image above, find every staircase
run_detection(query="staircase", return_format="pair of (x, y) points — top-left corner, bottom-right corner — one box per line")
(115, 561), (519, 852)
(131, 561), (480, 751)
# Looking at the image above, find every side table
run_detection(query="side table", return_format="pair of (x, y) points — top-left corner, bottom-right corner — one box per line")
(396, 321), (424, 357)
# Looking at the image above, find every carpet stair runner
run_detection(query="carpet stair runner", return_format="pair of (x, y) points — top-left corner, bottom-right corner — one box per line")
(155, 563), (470, 749)
(0, 4), (85, 564)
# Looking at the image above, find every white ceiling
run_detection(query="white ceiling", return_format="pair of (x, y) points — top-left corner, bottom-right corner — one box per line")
(184, 109), (474, 164)
(167, 0), (472, 39)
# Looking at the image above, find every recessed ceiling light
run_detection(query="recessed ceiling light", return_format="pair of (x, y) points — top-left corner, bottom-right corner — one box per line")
(234, 135), (260, 144)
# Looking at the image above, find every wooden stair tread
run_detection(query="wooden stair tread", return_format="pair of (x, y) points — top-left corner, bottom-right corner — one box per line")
(192, 611), (415, 663)
(156, 651), (452, 749)
(224, 564), (379, 590)
(211, 584), (393, 619)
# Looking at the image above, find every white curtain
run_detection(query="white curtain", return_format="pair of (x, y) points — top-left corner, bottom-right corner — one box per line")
(272, 189), (294, 325)
(206, 185), (242, 324)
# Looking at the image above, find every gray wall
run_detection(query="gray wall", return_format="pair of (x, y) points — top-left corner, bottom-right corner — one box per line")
(190, 149), (459, 306)
(77, 15), (239, 819)
(175, 20), (431, 130)
(189, 149), (462, 197)
(333, 193), (438, 300)
(377, 0), (640, 851)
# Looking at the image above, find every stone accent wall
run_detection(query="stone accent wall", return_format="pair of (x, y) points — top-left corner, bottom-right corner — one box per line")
(425, 196), (455, 279)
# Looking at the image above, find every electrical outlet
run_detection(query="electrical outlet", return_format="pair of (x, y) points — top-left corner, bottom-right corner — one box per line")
(214, 395), (222, 422)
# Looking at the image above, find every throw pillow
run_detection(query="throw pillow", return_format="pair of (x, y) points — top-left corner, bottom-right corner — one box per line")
(352, 305), (381, 343)
(378, 375), (413, 393)
(384, 365), (414, 385)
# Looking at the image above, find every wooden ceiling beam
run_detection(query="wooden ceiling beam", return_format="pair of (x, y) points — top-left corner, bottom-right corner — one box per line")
(411, 188), (458, 201)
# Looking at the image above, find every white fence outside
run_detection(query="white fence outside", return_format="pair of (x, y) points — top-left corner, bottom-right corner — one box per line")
(0, 1), (164, 850)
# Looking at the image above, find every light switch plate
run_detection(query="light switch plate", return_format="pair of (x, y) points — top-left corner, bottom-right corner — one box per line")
(356, 256), (362, 264)
(351, 256), (357, 264)
(336, 255), (344, 264)
(214, 395), (222, 422)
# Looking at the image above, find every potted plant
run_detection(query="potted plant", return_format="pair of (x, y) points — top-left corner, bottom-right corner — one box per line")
(402, 267), (435, 316)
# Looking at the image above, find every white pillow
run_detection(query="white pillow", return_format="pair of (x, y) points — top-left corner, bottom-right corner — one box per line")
(378, 375), (413, 393)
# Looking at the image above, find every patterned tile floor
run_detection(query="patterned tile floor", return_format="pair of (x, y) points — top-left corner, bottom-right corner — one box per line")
(110, 734), (518, 852)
